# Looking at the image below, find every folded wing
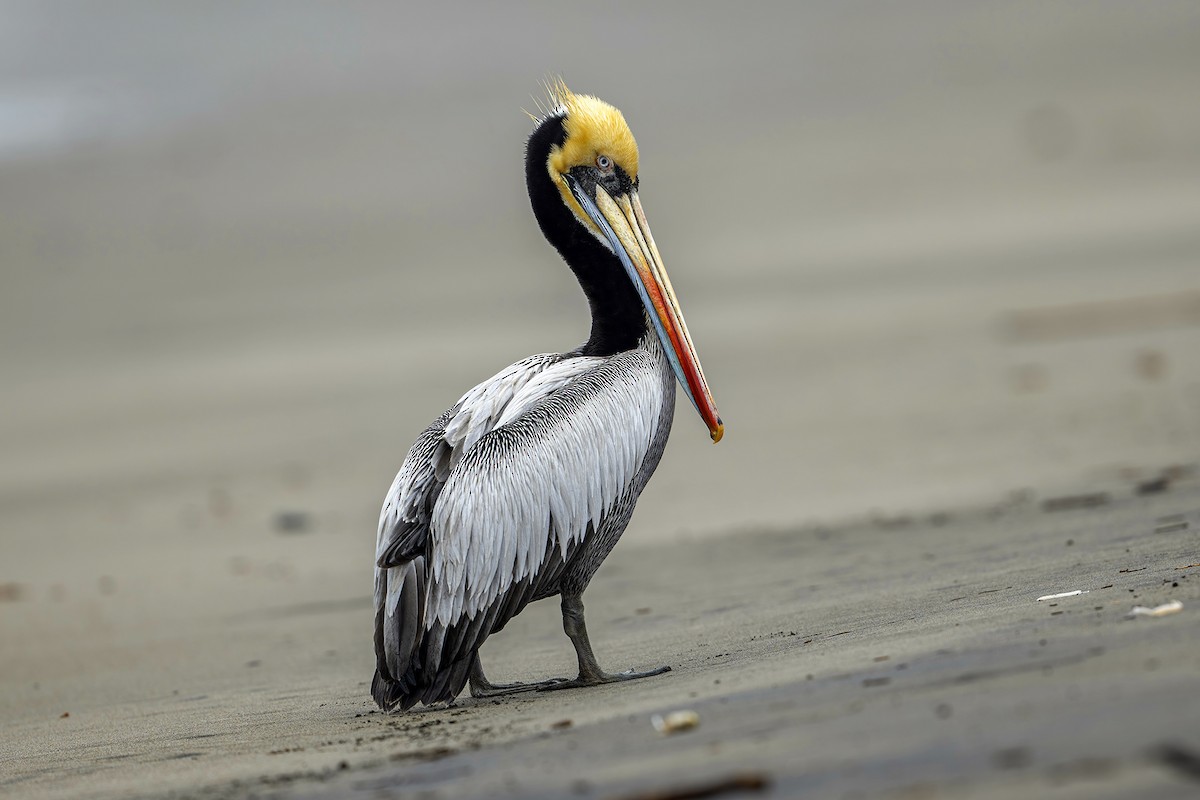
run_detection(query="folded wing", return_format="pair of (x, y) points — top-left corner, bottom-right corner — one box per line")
(373, 349), (663, 710)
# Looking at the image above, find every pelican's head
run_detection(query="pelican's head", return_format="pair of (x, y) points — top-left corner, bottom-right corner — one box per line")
(530, 81), (723, 443)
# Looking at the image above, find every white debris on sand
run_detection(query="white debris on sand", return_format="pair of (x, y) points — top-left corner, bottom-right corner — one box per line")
(1037, 590), (1088, 601)
(1128, 600), (1183, 618)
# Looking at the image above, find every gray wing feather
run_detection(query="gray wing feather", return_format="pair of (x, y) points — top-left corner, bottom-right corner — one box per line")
(426, 349), (664, 628)
(375, 409), (453, 569)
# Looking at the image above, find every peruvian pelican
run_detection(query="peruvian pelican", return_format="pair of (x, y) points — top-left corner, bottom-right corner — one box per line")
(372, 82), (723, 712)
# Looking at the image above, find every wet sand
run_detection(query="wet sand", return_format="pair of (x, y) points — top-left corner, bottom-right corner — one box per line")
(2, 4), (1200, 799)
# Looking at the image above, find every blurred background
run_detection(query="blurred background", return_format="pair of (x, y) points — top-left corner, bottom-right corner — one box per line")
(2, 2), (1198, 697)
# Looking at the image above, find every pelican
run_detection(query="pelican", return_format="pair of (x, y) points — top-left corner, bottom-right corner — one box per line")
(372, 82), (722, 712)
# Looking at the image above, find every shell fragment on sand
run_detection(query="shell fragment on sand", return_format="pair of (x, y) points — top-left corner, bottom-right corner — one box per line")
(651, 710), (700, 735)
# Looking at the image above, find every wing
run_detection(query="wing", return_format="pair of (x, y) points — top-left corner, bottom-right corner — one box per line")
(424, 347), (666, 645)
(373, 351), (617, 709)
(372, 347), (666, 710)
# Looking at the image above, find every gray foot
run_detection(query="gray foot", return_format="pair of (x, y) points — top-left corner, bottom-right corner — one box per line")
(468, 656), (567, 698)
(538, 663), (671, 692)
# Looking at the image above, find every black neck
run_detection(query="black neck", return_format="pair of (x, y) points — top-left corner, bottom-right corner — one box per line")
(525, 115), (647, 357)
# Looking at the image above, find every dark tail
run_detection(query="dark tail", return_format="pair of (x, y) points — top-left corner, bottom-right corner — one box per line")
(372, 552), (563, 711)
(372, 557), (476, 712)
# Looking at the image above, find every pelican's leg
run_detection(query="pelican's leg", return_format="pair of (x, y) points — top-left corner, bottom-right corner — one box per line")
(468, 654), (565, 698)
(540, 593), (671, 691)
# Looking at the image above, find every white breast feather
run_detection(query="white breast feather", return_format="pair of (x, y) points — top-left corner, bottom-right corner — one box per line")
(425, 350), (664, 628)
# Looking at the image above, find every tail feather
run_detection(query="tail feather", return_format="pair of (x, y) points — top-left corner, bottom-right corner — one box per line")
(372, 557), (477, 712)
(372, 558), (554, 712)
(380, 559), (423, 681)
(373, 558), (429, 712)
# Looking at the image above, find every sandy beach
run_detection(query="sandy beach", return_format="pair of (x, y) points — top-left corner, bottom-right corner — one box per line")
(4, 483), (1199, 799)
(2, 4), (1199, 798)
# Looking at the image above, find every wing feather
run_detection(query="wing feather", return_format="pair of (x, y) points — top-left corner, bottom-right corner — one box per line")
(375, 409), (453, 569)
(426, 349), (665, 629)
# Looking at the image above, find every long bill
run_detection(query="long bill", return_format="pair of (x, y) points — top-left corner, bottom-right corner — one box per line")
(565, 178), (724, 443)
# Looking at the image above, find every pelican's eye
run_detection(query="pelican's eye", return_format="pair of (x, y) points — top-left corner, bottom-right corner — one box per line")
(596, 154), (614, 173)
